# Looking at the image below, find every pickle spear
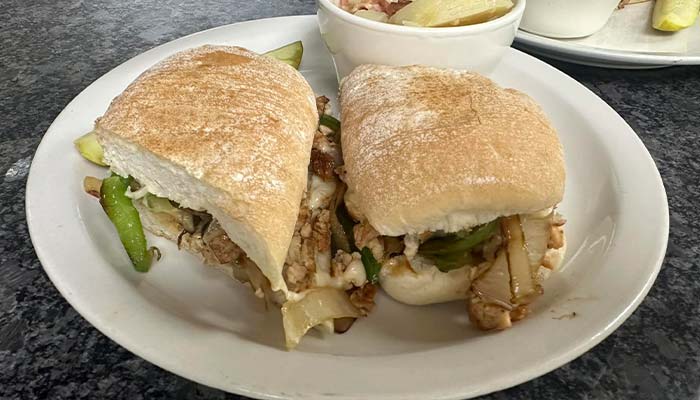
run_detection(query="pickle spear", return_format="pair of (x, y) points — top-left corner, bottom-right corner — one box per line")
(653, 0), (700, 31)
(390, 0), (514, 27)
(74, 131), (107, 166)
(100, 174), (153, 272)
(264, 41), (304, 70)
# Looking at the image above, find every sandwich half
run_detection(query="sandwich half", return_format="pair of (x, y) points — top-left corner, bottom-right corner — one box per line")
(339, 64), (566, 330)
(89, 45), (373, 348)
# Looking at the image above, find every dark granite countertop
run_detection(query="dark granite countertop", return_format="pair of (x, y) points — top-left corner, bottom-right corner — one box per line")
(1, 1), (698, 399)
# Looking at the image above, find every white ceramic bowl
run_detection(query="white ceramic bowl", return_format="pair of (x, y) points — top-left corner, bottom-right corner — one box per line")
(520, 0), (620, 38)
(316, 0), (526, 80)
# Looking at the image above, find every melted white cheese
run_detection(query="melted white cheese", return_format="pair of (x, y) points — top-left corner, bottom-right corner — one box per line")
(314, 270), (348, 290)
(314, 258), (367, 290)
(528, 207), (554, 218)
(315, 251), (332, 275)
(343, 257), (367, 287)
(403, 234), (420, 259)
(124, 185), (150, 199)
(309, 175), (336, 210)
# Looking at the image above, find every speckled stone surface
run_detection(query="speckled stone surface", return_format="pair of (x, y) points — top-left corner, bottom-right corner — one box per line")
(1, 0), (698, 399)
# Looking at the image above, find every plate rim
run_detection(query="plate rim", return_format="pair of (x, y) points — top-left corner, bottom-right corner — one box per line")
(26, 15), (670, 400)
(516, 29), (700, 67)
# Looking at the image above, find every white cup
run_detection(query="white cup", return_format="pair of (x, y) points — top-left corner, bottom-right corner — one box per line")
(520, 0), (620, 38)
(316, 0), (526, 81)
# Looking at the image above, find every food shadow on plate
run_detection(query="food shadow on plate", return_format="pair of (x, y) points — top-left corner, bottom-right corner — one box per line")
(80, 197), (287, 347)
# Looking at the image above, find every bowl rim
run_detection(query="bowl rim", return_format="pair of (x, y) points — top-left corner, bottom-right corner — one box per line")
(317, 0), (526, 36)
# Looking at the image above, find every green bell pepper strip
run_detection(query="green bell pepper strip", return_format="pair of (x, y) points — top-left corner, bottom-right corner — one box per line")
(360, 247), (381, 284)
(100, 174), (153, 272)
(319, 114), (341, 133)
(418, 220), (498, 256)
(422, 251), (475, 272)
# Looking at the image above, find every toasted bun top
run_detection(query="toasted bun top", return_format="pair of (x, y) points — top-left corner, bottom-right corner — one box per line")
(96, 45), (318, 293)
(340, 65), (565, 236)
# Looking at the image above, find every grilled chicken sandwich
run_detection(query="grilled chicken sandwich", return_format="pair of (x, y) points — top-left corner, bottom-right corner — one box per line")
(85, 45), (374, 349)
(338, 64), (566, 330)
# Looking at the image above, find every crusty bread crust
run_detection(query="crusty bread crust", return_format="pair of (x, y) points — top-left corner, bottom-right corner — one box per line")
(96, 46), (318, 293)
(340, 65), (565, 236)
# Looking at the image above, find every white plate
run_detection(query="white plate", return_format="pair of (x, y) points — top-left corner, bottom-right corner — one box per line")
(26, 15), (668, 400)
(515, 27), (700, 69)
